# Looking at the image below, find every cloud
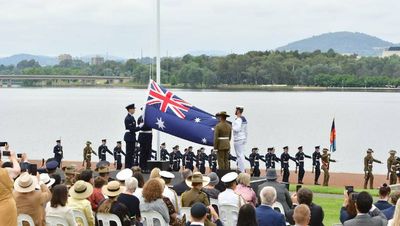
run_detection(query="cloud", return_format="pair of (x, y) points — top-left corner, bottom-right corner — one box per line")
(0, 0), (398, 58)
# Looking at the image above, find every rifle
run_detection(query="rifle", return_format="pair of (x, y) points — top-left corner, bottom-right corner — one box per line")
(312, 165), (314, 174)
(295, 165), (298, 174)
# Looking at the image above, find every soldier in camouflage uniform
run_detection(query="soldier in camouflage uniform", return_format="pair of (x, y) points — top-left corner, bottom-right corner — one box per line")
(364, 148), (383, 189)
(83, 141), (97, 169)
(387, 150), (398, 185)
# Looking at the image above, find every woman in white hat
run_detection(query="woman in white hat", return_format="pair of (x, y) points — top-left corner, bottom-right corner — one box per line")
(13, 172), (52, 226)
(98, 180), (132, 226)
(67, 180), (95, 226)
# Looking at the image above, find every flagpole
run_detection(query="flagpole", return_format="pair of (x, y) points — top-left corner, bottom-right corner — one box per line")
(156, 0), (161, 160)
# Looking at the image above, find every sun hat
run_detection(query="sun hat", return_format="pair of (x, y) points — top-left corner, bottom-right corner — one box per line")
(185, 172), (210, 188)
(14, 172), (37, 193)
(221, 172), (238, 183)
(116, 169), (133, 181)
(207, 172), (219, 186)
(69, 180), (93, 199)
(102, 180), (125, 197)
(39, 173), (56, 188)
(160, 171), (175, 179)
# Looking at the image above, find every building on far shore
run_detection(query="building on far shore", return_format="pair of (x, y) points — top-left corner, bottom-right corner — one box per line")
(382, 47), (400, 57)
(91, 56), (104, 65)
(58, 54), (72, 63)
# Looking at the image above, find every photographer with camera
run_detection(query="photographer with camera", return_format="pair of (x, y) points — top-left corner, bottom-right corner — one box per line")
(0, 142), (21, 225)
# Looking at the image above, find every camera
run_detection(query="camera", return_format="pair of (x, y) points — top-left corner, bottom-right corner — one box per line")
(0, 142), (8, 147)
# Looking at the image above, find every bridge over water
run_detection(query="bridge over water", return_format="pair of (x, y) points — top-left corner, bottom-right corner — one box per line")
(0, 75), (133, 86)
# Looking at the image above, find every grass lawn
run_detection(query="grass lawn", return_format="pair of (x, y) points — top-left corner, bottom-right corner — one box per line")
(288, 184), (379, 196)
(313, 196), (343, 226)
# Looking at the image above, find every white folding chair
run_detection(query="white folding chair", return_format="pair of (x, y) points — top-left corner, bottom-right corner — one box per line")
(46, 216), (69, 226)
(18, 214), (34, 226)
(73, 209), (89, 226)
(141, 210), (168, 226)
(219, 204), (239, 226)
(332, 224), (343, 226)
(272, 201), (285, 215)
(179, 207), (191, 222)
(96, 213), (122, 226)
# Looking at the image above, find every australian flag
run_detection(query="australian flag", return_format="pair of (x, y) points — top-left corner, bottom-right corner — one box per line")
(143, 80), (218, 146)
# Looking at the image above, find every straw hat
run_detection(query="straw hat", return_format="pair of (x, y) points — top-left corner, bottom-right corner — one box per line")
(185, 172), (210, 188)
(39, 173), (56, 188)
(14, 172), (37, 193)
(69, 180), (93, 199)
(102, 181), (124, 197)
(116, 169), (133, 181)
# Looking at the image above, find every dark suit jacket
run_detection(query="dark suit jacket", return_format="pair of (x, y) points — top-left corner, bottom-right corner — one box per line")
(124, 114), (141, 142)
(257, 180), (292, 214)
(286, 203), (324, 226)
(172, 181), (190, 196)
(374, 200), (392, 211)
(343, 214), (386, 226)
(256, 205), (286, 226)
(382, 206), (395, 220)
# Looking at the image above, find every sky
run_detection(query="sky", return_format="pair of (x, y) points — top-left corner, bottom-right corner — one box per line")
(0, 0), (398, 58)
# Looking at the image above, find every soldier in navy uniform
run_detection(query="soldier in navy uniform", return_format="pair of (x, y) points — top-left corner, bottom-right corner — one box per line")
(124, 103), (143, 169)
(196, 147), (208, 174)
(133, 145), (140, 167)
(160, 143), (169, 161)
(262, 147), (281, 169)
(169, 145), (182, 171)
(137, 112), (153, 173)
(281, 146), (298, 183)
(53, 140), (63, 168)
(183, 147), (195, 171)
(312, 146), (322, 185)
(209, 149), (218, 172)
(98, 139), (113, 162)
(295, 146), (312, 184)
(113, 141), (125, 170)
(246, 147), (262, 177)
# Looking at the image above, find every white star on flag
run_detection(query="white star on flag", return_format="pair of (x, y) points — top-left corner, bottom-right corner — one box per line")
(155, 117), (166, 130)
(212, 116), (216, 119)
(211, 128), (214, 131)
(201, 138), (207, 144)
(194, 117), (201, 123)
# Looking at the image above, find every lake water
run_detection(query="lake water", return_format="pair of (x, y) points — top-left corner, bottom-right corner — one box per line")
(1, 88), (399, 174)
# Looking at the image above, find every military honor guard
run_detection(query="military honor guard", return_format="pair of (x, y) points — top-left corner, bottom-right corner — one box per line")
(83, 141), (97, 169)
(246, 147), (262, 177)
(213, 111), (232, 170)
(196, 147), (208, 174)
(262, 147), (280, 169)
(137, 112), (153, 172)
(295, 146), (312, 184)
(53, 139), (63, 168)
(170, 145), (182, 171)
(232, 106), (248, 173)
(364, 148), (383, 189)
(312, 146), (322, 185)
(113, 141), (126, 170)
(387, 150), (398, 185)
(160, 143), (170, 161)
(98, 139), (113, 161)
(208, 149), (218, 172)
(321, 148), (336, 186)
(280, 146), (298, 183)
(124, 103), (143, 169)
(183, 147), (196, 171)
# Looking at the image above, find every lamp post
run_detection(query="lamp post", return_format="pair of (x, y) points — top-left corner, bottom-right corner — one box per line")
(156, 0), (161, 160)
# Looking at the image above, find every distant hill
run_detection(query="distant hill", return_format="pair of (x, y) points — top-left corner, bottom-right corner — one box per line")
(277, 32), (394, 56)
(0, 54), (58, 66)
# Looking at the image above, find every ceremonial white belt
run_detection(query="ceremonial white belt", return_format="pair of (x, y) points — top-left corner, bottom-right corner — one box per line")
(283, 161), (288, 163)
(140, 131), (152, 134)
(218, 137), (229, 140)
(299, 160), (304, 162)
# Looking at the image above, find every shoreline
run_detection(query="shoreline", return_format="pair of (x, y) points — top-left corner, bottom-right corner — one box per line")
(31, 159), (388, 189)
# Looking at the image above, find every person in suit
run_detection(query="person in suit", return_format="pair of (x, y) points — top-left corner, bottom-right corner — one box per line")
(312, 146), (322, 185)
(256, 186), (286, 226)
(137, 112), (153, 173)
(186, 202), (223, 226)
(98, 139), (113, 162)
(53, 139), (63, 168)
(286, 187), (324, 226)
(124, 103), (143, 169)
(113, 141), (125, 170)
(257, 168), (292, 214)
(172, 169), (192, 196)
(343, 191), (387, 226)
(213, 111), (232, 170)
(382, 191), (400, 220)
(295, 146), (311, 184)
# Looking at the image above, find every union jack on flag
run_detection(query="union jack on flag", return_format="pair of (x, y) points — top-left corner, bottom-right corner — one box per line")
(143, 80), (218, 146)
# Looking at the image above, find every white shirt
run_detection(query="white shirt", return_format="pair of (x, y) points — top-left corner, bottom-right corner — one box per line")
(232, 116), (248, 141)
(163, 187), (179, 210)
(46, 203), (77, 226)
(218, 188), (245, 208)
(134, 187), (144, 203)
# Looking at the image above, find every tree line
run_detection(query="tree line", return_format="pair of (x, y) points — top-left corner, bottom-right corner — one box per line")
(1, 49), (400, 88)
